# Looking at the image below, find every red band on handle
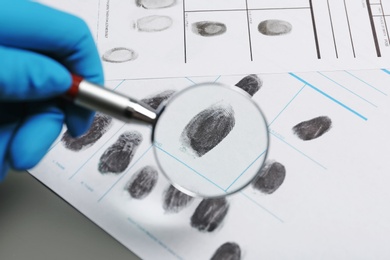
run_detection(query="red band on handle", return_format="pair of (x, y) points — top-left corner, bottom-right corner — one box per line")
(66, 74), (83, 99)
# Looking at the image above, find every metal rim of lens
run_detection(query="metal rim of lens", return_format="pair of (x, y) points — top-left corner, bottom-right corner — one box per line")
(151, 82), (269, 198)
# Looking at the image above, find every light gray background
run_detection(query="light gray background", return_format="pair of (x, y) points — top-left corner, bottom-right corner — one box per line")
(0, 169), (140, 260)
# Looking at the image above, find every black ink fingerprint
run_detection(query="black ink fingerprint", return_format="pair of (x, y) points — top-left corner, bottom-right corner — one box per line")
(180, 103), (235, 157)
(211, 242), (241, 260)
(141, 90), (176, 110)
(163, 185), (194, 213)
(252, 161), (286, 194)
(190, 198), (229, 232)
(102, 47), (138, 63)
(61, 113), (112, 151)
(292, 116), (332, 141)
(136, 0), (176, 9)
(125, 166), (158, 199)
(192, 21), (227, 37)
(98, 131), (143, 174)
(258, 19), (292, 36)
(136, 15), (173, 32)
(235, 74), (263, 96)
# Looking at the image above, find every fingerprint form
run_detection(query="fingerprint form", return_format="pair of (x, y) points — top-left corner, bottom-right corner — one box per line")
(136, 0), (175, 9)
(136, 15), (173, 32)
(292, 116), (332, 141)
(180, 103), (235, 157)
(125, 166), (158, 199)
(192, 21), (227, 37)
(252, 161), (286, 194)
(163, 185), (194, 213)
(61, 113), (112, 152)
(190, 198), (229, 232)
(98, 131), (143, 174)
(258, 19), (292, 36)
(102, 47), (138, 63)
(211, 242), (241, 260)
(141, 90), (176, 110)
(235, 74), (263, 96)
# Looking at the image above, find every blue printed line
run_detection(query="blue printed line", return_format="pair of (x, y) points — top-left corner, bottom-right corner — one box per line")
(213, 75), (222, 82)
(317, 72), (377, 107)
(240, 192), (284, 223)
(344, 70), (387, 96)
(185, 77), (197, 85)
(289, 73), (368, 121)
(269, 131), (327, 170)
(225, 149), (267, 192)
(268, 84), (306, 126)
(154, 146), (226, 192)
(381, 68), (390, 75)
(127, 217), (183, 260)
(68, 124), (127, 180)
(98, 144), (153, 202)
(113, 79), (126, 90)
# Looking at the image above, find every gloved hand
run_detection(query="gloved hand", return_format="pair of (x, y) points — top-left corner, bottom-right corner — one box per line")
(0, 0), (104, 180)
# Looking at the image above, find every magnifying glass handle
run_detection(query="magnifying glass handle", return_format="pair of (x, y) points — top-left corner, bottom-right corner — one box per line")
(66, 75), (157, 124)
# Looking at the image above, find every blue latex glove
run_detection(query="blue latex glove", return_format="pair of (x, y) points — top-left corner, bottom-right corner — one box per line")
(0, 0), (104, 180)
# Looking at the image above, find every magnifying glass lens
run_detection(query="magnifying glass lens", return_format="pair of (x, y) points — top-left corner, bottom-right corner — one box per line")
(153, 83), (268, 198)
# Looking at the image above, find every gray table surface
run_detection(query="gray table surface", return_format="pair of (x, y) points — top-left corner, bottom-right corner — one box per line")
(0, 169), (141, 260)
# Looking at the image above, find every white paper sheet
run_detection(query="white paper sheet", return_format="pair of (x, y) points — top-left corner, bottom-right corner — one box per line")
(29, 0), (390, 259)
(30, 69), (390, 259)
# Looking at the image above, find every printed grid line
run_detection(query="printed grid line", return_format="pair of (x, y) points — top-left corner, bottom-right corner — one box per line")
(268, 84), (306, 126)
(344, 70), (388, 96)
(317, 72), (377, 107)
(240, 192), (284, 223)
(269, 131), (327, 170)
(289, 73), (368, 121)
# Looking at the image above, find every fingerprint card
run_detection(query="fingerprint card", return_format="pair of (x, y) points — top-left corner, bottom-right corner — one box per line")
(30, 69), (390, 259)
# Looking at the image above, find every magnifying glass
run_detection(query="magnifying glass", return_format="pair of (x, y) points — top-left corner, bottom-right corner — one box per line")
(68, 75), (269, 198)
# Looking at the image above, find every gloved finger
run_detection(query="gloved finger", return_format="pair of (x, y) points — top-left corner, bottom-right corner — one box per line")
(0, 46), (71, 101)
(64, 105), (95, 137)
(0, 123), (19, 181)
(8, 103), (65, 170)
(0, 45), (94, 137)
(0, 0), (104, 85)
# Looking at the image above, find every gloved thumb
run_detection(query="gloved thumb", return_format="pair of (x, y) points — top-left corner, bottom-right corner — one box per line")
(0, 45), (71, 101)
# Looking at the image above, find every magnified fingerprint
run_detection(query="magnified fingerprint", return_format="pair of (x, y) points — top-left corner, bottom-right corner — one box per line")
(180, 103), (235, 157)
(102, 47), (138, 63)
(61, 113), (112, 152)
(192, 21), (227, 37)
(163, 185), (194, 213)
(98, 131), (143, 174)
(190, 198), (229, 232)
(252, 161), (286, 194)
(235, 74), (263, 96)
(211, 242), (241, 260)
(141, 90), (176, 110)
(125, 166), (158, 199)
(258, 19), (292, 36)
(292, 116), (332, 141)
(136, 15), (173, 32)
(136, 0), (175, 9)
